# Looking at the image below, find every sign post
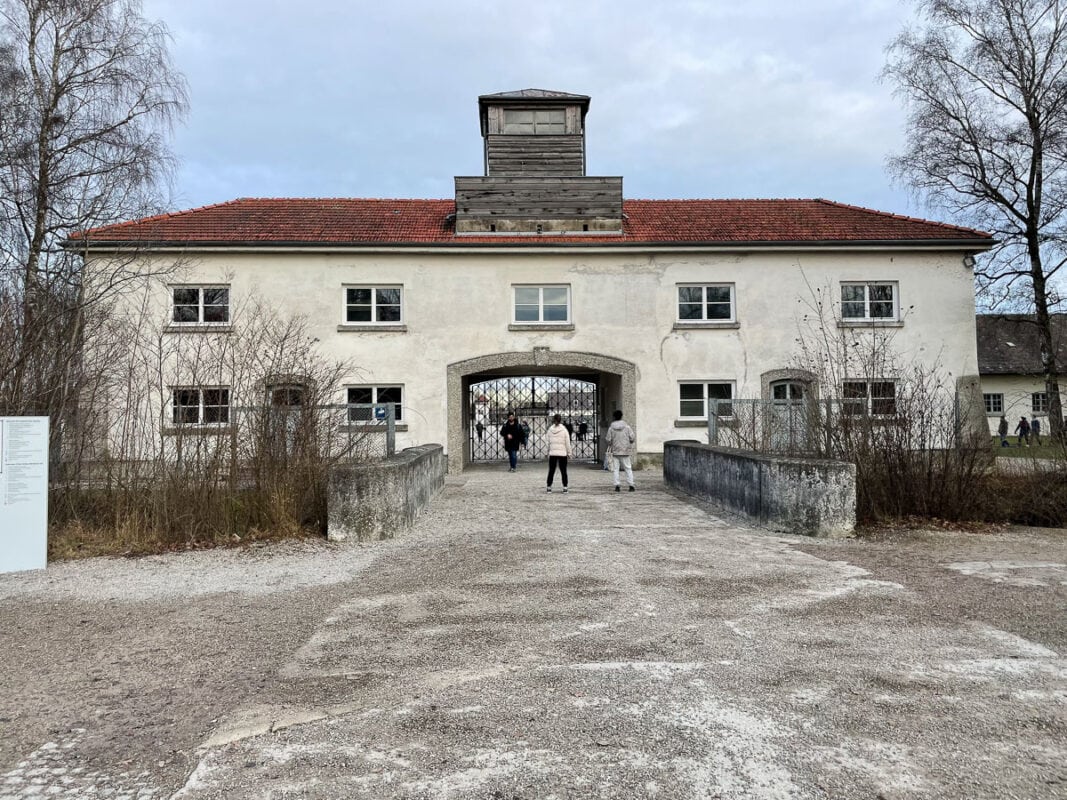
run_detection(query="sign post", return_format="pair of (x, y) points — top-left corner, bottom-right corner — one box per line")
(1, 417), (49, 574)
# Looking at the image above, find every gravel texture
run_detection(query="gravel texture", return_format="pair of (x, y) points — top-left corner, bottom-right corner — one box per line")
(1, 464), (1065, 799)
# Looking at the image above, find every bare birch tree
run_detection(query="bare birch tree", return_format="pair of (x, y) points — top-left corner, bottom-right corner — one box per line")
(885, 0), (1067, 440)
(0, 0), (186, 452)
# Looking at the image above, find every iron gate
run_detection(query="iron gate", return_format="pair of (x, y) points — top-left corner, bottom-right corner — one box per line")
(470, 375), (599, 462)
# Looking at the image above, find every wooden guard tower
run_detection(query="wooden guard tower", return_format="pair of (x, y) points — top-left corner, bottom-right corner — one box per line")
(453, 89), (624, 235)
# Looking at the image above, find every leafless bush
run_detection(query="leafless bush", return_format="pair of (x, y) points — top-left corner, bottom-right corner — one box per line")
(49, 290), (375, 553)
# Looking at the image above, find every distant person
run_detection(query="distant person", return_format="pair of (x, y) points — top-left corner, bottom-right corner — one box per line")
(520, 420), (530, 449)
(475, 420), (484, 440)
(997, 415), (1009, 447)
(577, 420), (588, 441)
(1031, 416), (1041, 446)
(1015, 415), (1030, 447)
(500, 413), (525, 471)
(564, 420), (574, 440)
(545, 414), (572, 493)
(605, 409), (636, 492)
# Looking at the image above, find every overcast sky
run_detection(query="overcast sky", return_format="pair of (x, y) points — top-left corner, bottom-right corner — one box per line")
(141, 0), (934, 220)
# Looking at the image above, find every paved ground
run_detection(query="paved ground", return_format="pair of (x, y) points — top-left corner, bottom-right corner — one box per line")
(1, 464), (1065, 799)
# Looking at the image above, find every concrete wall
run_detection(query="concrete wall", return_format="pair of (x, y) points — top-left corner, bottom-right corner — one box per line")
(664, 440), (856, 538)
(327, 444), (446, 541)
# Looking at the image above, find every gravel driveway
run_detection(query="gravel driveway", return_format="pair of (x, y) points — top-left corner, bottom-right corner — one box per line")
(1, 465), (1065, 799)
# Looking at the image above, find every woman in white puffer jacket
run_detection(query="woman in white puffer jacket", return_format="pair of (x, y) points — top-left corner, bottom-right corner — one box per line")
(545, 414), (573, 493)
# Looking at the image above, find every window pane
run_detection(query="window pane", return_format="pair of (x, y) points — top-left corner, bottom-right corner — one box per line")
(679, 303), (703, 320)
(347, 288), (371, 305)
(203, 304), (228, 323)
(706, 301), (731, 320)
(841, 301), (865, 319)
(173, 389), (199, 424)
(841, 285), (865, 302)
(1032, 392), (1048, 412)
(376, 304), (401, 322)
(173, 305), (198, 323)
(514, 287), (539, 305)
(543, 304), (568, 322)
(347, 306), (372, 322)
(376, 288), (401, 305)
(871, 382), (896, 415)
(707, 383), (732, 400)
(680, 384), (704, 400)
(542, 287), (568, 305)
(173, 288), (198, 305)
(515, 305), (539, 322)
(202, 287), (228, 306)
(705, 286), (731, 303)
(869, 284), (893, 302)
(377, 386), (403, 421)
(348, 387), (373, 404)
(843, 381), (867, 399)
(678, 287), (703, 303)
(680, 400), (704, 417)
(869, 301), (893, 318)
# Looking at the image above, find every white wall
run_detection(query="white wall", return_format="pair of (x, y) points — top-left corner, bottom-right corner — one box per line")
(94, 246), (980, 458)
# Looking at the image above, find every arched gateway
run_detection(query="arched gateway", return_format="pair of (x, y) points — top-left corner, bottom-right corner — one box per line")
(447, 350), (636, 473)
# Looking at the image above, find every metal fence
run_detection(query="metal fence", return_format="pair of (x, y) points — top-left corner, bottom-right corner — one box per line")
(706, 396), (969, 458)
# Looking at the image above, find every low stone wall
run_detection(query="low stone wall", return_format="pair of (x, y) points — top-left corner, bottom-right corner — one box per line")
(663, 441), (855, 538)
(327, 444), (446, 541)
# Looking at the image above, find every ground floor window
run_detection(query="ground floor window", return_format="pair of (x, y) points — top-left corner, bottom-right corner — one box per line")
(679, 381), (734, 418)
(983, 393), (1004, 414)
(172, 387), (230, 425)
(347, 385), (403, 421)
(842, 380), (896, 416)
(1032, 392), (1049, 413)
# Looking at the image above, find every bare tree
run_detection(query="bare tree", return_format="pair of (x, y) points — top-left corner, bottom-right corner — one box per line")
(0, 0), (186, 450)
(885, 0), (1067, 440)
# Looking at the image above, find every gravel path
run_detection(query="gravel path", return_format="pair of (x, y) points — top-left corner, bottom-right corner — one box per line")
(1, 464), (1065, 799)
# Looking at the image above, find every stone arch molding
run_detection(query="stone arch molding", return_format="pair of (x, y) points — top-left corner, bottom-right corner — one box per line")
(447, 350), (637, 473)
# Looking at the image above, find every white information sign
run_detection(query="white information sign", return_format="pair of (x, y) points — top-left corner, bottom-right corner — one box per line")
(1, 416), (49, 574)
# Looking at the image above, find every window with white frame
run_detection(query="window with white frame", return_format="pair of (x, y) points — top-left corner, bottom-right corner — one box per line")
(513, 285), (570, 324)
(679, 381), (734, 418)
(343, 286), (402, 324)
(677, 284), (735, 322)
(171, 286), (230, 325)
(172, 387), (230, 425)
(347, 385), (403, 422)
(502, 108), (566, 134)
(840, 282), (897, 321)
(1032, 392), (1049, 413)
(842, 380), (897, 416)
(983, 393), (1004, 414)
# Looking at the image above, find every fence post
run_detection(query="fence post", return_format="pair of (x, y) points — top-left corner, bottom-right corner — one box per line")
(708, 400), (720, 446)
(385, 403), (396, 456)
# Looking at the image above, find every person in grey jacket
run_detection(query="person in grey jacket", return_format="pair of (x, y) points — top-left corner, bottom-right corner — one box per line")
(605, 409), (636, 492)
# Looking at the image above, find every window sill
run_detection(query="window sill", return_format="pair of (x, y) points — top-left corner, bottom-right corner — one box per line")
(508, 324), (575, 332)
(673, 321), (740, 330)
(339, 424), (409, 433)
(674, 419), (709, 428)
(163, 426), (233, 436)
(337, 324), (408, 333)
(837, 320), (903, 328)
(164, 324), (233, 334)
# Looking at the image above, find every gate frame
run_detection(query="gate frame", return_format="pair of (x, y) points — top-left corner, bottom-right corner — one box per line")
(447, 350), (637, 473)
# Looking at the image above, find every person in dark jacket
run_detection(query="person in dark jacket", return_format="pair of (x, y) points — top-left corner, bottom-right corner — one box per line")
(500, 413), (525, 471)
(1015, 416), (1031, 447)
(1031, 416), (1042, 446)
(998, 415), (1009, 447)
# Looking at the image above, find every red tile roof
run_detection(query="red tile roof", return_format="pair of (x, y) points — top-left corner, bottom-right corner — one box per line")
(73, 198), (993, 248)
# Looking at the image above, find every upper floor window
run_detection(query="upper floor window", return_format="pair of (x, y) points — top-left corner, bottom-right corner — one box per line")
(172, 286), (229, 325)
(678, 284), (735, 322)
(679, 381), (734, 418)
(347, 385), (403, 422)
(513, 285), (570, 324)
(984, 393), (1004, 414)
(502, 108), (565, 134)
(344, 286), (402, 324)
(842, 380), (897, 416)
(841, 282), (897, 321)
(172, 386), (230, 426)
(1032, 392), (1049, 413)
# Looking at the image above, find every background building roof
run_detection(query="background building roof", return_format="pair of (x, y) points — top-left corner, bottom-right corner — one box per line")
(73, 198), (993, 249)
(976, 314), (1067, 375)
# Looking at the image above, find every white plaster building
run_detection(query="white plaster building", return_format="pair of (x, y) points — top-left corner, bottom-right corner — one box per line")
(76, 89), (994, 471)
(977, 314), (1067, 436)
